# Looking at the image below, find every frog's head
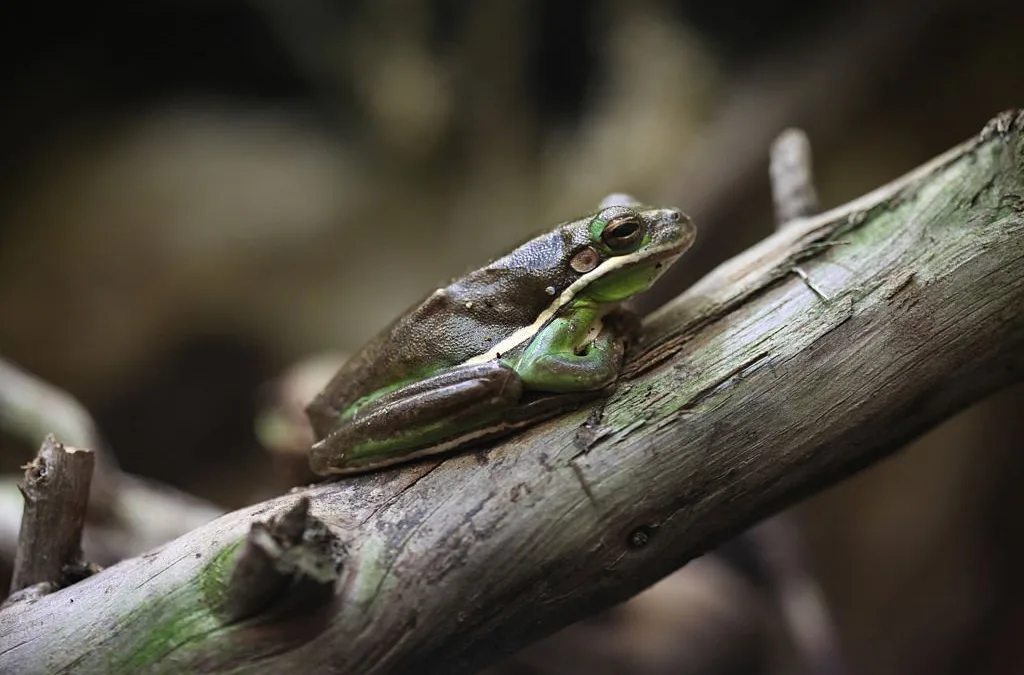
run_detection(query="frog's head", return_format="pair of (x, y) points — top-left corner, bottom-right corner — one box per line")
(567, 202), (696, 304)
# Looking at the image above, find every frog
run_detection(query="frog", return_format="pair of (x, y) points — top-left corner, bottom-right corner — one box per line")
(306, 194), (695, 475)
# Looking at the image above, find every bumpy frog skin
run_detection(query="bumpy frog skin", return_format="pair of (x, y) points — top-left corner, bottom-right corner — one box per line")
(306, 195), (695, 475)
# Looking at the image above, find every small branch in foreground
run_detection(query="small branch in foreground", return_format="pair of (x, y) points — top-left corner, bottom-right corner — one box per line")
(9, 435), (96, 594)
(222, 497), (344, 624)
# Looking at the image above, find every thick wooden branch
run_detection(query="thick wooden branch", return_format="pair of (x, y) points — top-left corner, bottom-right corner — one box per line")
(1, 112), (1023, 675)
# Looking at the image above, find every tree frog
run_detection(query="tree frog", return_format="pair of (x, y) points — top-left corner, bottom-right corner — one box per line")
(306, 195), (695, 475)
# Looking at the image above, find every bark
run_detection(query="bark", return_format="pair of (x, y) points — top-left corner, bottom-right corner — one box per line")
(221, 497), (343, 624)
(8, 435), (94, 594)
(1, 111), (1022, 675)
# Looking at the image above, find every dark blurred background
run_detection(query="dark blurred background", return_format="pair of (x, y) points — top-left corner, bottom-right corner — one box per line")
(1, 0), (1022, 673)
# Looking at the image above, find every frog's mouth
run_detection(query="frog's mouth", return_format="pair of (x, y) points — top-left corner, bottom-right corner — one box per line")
(467, 230), (694, 365)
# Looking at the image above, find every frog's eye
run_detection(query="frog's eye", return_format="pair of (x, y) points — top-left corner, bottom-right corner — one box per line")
(601, 216), (643, 251)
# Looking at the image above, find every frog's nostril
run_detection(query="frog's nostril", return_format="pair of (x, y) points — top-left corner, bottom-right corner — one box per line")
(663, 208), (686, 223)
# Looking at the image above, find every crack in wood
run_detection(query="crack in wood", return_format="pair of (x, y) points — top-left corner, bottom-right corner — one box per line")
(678, 351), (772, 413)
(569, 460), (598, 509)
(359, 462), (444, 526)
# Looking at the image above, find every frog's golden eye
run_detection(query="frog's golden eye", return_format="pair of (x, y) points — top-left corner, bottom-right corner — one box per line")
(602, 216), (643, 251)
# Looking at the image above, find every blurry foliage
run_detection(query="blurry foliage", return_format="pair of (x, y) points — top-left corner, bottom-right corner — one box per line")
(0, 0), (1022, 673)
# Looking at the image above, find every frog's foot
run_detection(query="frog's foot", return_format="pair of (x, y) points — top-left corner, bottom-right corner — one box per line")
(310, 361), (523, 475)
(602, 307), (643, 349)
(517, 320), (626, 393)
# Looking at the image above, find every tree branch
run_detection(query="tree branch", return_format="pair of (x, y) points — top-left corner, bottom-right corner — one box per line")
(770, 127), (820, 226)
(8, 435), (95, 594)
(1, 111), (1022, 675)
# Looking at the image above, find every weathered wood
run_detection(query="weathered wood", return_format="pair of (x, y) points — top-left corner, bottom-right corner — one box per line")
(0, 111), (1022, 675)
(221, 497), (343, 624)
(770, 128), (819, 225)
(8, 435), (95, 593)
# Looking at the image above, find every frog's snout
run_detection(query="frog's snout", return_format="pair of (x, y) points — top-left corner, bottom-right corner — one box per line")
(654, 207), (696, 247)
(663, 208), (683, 223)
(659, 207), (692, 227)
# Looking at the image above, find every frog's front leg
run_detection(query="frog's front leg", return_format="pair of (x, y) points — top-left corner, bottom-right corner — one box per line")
(310, 361), (523, 475)
(514, 305), (629, 393)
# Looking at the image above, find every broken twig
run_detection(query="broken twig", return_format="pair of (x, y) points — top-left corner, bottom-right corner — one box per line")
(770, 127), (820, 227)
(9, 435), (95, 594)
(222, 497), (344, 624)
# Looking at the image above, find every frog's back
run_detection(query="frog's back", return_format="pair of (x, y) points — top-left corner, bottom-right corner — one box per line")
(306, 226), (585, 438)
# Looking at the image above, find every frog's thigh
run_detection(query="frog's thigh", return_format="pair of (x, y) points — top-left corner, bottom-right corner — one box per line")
(311, 361), (523, 472)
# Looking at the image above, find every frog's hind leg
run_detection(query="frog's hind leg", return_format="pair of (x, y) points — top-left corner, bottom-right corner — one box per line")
(310, 361), (523, 475)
